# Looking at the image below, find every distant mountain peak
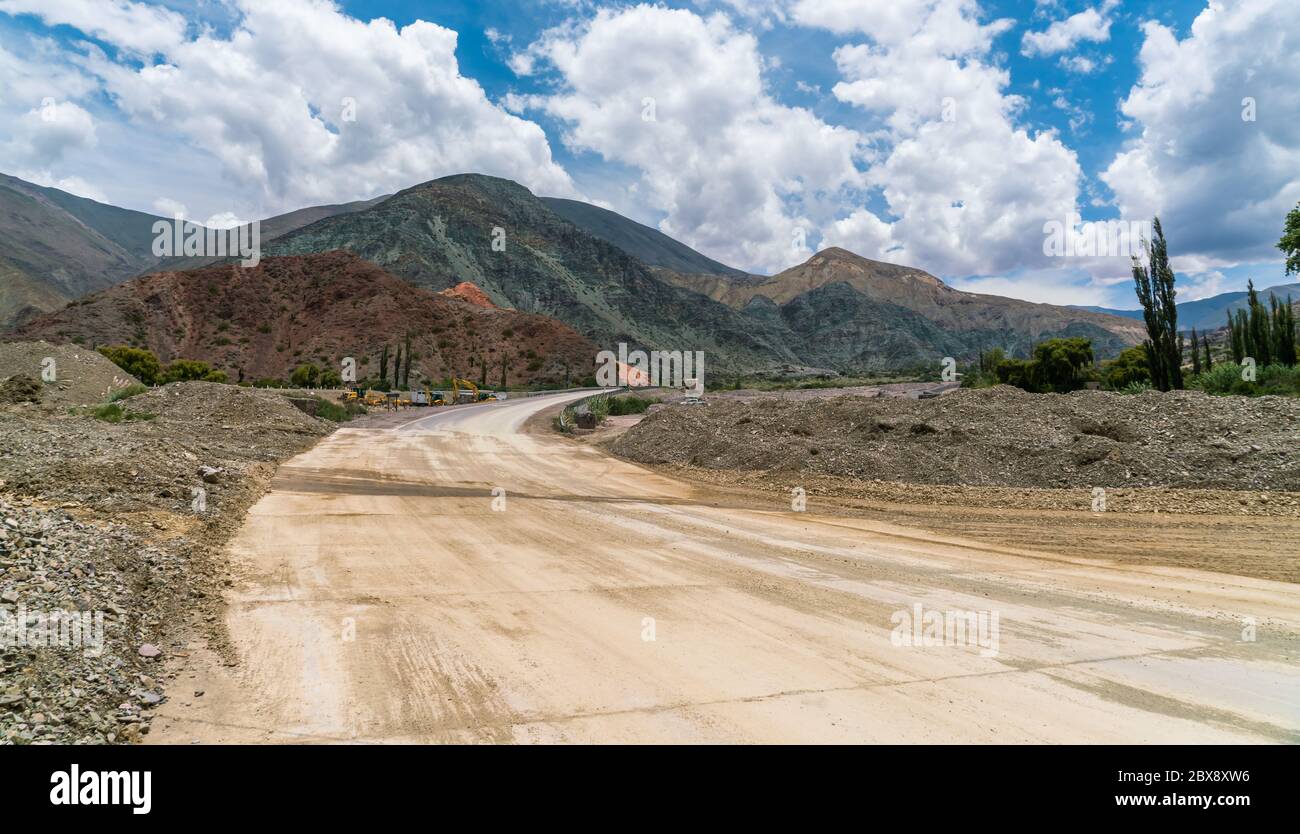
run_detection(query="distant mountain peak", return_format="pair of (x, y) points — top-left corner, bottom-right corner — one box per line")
(411, 172), (539, 202)
(809, 246), (859, 261)
(797, 247), (945, 289)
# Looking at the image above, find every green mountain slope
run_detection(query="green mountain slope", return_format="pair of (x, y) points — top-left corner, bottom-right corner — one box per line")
(266, 174), (796, 372)
(680, 247), (1148, 361)
(540, 197), (748, 278)
(0, 174), (166, 328)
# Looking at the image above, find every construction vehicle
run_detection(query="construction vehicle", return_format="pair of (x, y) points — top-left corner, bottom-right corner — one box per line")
(417, 386), (446, 406)
(340, 389), (360, 403)
(449, 378), (479, 405)
(362, 389), (388, 407)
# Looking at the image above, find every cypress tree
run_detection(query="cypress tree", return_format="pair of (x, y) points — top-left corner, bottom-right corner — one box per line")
(1231, 308), (1249, 364)
(1190, 328), (1201, 375)
(402, 331), (413, 387)
(1246, 280), (1272, 366)
(1277, 295), (1297, 366)
(1131, 217), (1183, 390)
(1202, 332), (1212, 370)
(379, 344), (389, 388)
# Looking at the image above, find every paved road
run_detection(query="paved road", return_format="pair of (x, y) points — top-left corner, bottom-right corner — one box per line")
(151, 391), (1300, 743)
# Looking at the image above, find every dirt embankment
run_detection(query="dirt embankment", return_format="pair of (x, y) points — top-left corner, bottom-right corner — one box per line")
(0, 380), (333, 743)
(611, 386), (1299, 512)
(0, 340), (140, 407)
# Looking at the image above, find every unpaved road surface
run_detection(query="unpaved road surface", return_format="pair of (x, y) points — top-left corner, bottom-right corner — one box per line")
(151, 392), (1300, 743)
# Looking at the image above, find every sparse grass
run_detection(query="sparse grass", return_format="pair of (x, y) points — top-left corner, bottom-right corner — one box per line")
(91, 402), (155, 423)
(107, 383), (149, 403)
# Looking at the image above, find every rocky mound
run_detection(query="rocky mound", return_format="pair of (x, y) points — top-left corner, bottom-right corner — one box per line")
(611, 386), (1299, 491)
(0, 382), (334, 742)
(0, 340), (139, 406)
(0, 383), (331, 513)
(14, 252), (597, 386)
(0, 374), (40, 404)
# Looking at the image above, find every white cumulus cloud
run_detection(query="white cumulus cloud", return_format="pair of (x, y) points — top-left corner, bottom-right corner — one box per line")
(809, 0), (1090, 279)
(1101, 0), (1300, 270)
(0, 0), (187, 55)
(518, 3), (866, 274)
(1021, 0), (1117, 57)
(3, 0), (577, 220)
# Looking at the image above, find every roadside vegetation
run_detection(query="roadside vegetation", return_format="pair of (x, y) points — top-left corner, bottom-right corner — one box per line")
(962, 210), (1299, 398)
(98, 346), (228, 385)
(555, 393), (658, 432)
(307, 396), (364, 422)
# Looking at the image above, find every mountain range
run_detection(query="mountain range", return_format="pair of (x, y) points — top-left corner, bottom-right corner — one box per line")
(1074, 283), (1300, 333)
(4, 169), (1271, 376)
(0, 173), (166, 330)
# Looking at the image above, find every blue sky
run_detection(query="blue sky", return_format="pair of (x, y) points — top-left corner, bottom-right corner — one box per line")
(1, 0), (1296, 308)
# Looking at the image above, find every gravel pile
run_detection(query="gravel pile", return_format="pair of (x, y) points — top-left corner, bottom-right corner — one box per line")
(0, 341), (139, 407)
(1, 497), (178, 743)
(0, 382), (331, 514)
(612, 386), (1299, 491)
(0, 382), (334, 743)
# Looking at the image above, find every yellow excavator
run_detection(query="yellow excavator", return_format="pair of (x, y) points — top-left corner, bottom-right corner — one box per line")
(449, 378), (479, 405)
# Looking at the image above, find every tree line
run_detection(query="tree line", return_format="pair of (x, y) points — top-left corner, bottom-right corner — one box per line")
(965, 202), (1300, 396)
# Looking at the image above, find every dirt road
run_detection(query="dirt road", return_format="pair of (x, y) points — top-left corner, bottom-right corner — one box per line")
(150, 392), (1300, 743)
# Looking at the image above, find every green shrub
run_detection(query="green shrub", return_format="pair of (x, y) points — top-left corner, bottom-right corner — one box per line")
(1031, 337), (1094, 393)
(994, 358), (1036, 390)
(1102, 345), (1151, 390)
(311, 397), (358, 422)
(98, 345), (161, 385)
(164, 359), (224, 383)
(1258, 363), (1300, 394)
(587, 394), (611, 421)
(107, 383), (148, 402)
(607, 395), (656, 415)
(1189, 363), (1300, 396)
(289, 363), (321, 388)
(1189, 363), (1251, 395)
